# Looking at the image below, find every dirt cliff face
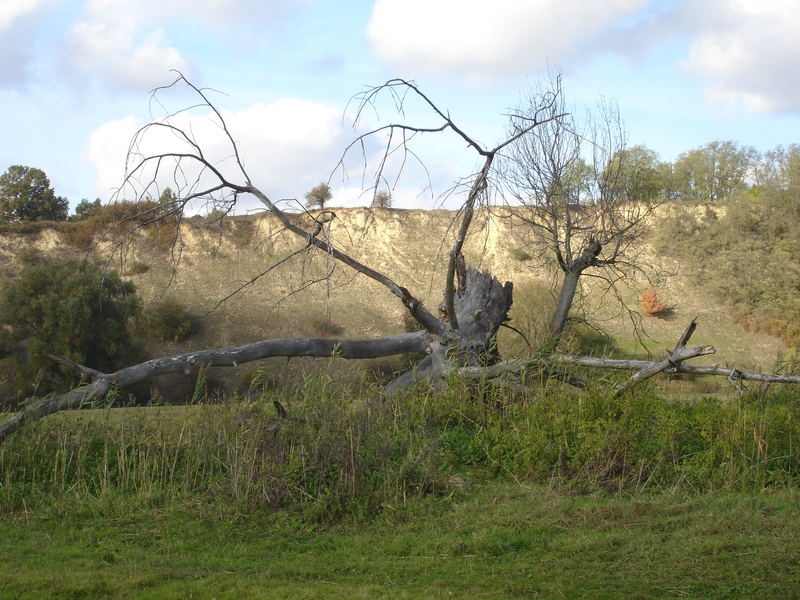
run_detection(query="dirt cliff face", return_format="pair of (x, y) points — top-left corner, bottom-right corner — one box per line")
(0, 206), (786, 371)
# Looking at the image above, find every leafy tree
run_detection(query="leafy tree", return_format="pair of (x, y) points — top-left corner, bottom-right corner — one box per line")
(158, 187), (177, 205)
(754, 144), (800, 194)
(672, 141), (756, 203)
(371, 190), (392, 208)
(605, 145), (667, 204)
(0, 259), (141, 380)
(72, 198), (102, 221)
(304, 182), (332, 209)
(0, 165), (69, 222)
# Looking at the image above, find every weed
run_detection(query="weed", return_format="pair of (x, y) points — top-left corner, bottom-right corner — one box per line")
(1, 379), (798, 523)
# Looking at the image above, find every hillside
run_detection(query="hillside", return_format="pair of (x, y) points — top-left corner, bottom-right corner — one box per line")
(0, 206), (788, 392)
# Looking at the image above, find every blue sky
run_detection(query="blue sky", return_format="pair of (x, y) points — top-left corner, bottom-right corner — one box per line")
(1, 0), (799, 211)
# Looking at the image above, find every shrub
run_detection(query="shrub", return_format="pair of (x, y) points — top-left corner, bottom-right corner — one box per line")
(305, 182), (333, 210)
(0, 259), (141, 394)
(511, 248), (533, 262)
(639, 285), (667, 316)
(57, 220), (102, 251)
(16, 246), (43, 266)
(125, 261), (150, 276)
(371, 190), (392, 208)
(308, 316), (344, 337)
(142, 299), (193, 342)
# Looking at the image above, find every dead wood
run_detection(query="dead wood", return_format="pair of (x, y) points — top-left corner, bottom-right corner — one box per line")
(458, 320), (799, 396)
(0, 332), (428, 441)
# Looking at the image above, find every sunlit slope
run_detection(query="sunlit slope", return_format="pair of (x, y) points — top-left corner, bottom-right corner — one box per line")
(0, 206), (786, 370)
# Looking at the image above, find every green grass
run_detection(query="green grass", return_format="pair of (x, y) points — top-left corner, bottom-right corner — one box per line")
(2, 380), (800, 597)
(0, 484), (798, 599)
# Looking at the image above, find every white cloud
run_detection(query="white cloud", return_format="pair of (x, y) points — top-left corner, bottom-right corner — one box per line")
(366, 0), (645, 80)
(66, 20), (189, 92)
(684, 0), (800, 113)
(64, 0), (311, 92)
(0, 0), (45, 31)
(86, 98), (352, 207)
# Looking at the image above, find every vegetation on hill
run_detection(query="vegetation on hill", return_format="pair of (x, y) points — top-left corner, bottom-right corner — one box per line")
(654, 146), (800, 349)
(0, 165), (69, 223)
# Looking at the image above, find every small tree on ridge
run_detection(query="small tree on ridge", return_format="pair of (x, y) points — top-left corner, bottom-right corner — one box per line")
(305, 182), (332, 209)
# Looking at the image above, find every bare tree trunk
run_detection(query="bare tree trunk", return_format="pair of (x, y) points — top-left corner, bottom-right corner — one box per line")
(390, 267), (513, 393)
(549, 270), (580, 336)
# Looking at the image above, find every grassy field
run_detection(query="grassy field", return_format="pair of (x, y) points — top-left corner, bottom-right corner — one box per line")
(1, 484), (798, 599)
(2, 379), (800, 598)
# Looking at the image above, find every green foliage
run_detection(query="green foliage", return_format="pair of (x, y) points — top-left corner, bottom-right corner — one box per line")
(142, 298), (193, 342)
(605, 144), (668, 203)
(2, 380), (798, 523)
(0, 165), (68, 222)
(0, 259), (141, 393)
(71, 198), (101, 221)
(655, 183), (800, 345)
(371, 190), (392, 208)
(672, 140), (756, 203)
(305, 182), (333, 210)
(511, 247), (532, 262)
(158, 187), (177, 205)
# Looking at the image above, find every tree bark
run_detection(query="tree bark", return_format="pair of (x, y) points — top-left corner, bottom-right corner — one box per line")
(0, 332), (430, 442)
(549, 270), (580, 336)
(390, 268), (513, 393)
(458, 320), (800, 395)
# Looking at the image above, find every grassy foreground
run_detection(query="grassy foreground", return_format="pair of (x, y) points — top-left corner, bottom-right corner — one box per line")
(1, 485), (798, 599)
(1, 379), (799, 598)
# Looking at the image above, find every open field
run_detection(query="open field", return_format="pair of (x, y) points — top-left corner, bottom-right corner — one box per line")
(1, 484), (798, 599)
(2, 381), (800, 598)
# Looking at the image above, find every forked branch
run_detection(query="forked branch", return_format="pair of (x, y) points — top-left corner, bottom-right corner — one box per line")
(456, 320), (799, 396)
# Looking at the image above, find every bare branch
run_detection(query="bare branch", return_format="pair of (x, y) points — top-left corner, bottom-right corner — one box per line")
(1, 332), (430, 442)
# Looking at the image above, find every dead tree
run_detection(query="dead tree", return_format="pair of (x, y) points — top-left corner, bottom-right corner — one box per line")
(0, 75), (563, 439)
(501, 80), (657, 339)
(1, 75), (798, 442)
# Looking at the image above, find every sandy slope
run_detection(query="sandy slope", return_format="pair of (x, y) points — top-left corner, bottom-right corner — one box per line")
(0, 206), (786, 372)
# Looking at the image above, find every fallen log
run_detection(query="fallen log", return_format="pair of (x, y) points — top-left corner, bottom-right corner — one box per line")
(459, 320), (800, 396)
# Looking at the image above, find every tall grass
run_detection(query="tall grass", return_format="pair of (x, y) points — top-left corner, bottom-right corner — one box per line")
(1, 377), (798, 521)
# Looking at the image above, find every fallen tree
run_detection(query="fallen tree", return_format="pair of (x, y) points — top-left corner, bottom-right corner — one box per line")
(4, 316), (798, 441)
(458, 318), (800, 396)
(1, 74), (798, 442)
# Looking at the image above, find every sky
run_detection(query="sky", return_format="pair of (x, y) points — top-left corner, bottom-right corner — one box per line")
(1, 0), (800, 212)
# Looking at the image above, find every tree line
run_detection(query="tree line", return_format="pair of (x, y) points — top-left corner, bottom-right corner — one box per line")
(3, 142), (796, 223)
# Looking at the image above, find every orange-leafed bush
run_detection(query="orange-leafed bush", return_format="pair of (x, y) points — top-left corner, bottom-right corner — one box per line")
(640, 285), (667, 316)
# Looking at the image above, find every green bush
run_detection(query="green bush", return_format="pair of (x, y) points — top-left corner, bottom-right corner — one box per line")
(511, 248), (533, 262)
(1, 377), (798, 520)
(142, 298), (193, 342)
(0, 258), (141, 395)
